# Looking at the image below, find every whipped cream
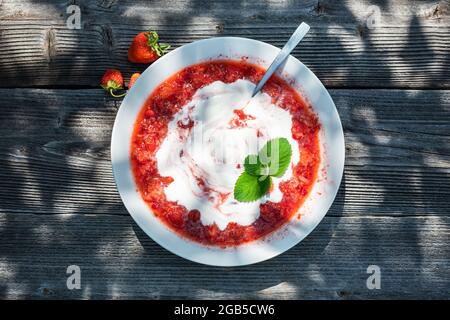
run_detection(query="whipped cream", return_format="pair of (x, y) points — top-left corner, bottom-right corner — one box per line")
(156, 79), (300, 230)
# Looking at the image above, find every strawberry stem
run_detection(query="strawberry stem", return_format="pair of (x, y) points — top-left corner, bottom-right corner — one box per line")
(146, 30), (171, 57)
(109, 88), (127, 98)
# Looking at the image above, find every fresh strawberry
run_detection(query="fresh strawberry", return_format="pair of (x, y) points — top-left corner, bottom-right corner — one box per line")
(128, 72), (141, 89)
(128, 31), (170, 64)
(101, 69), (126, 98)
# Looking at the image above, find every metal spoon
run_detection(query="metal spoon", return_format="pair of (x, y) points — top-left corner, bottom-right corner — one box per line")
(252, 22), (310, 97)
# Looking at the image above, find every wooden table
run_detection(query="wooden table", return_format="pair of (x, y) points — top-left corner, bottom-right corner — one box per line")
(0, 0), (449, 299)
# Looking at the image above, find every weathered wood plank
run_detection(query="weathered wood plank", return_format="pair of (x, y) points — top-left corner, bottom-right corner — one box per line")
(0, 213), (448, 299)
(0, 88), (449, 217)
(0, 0), (448, 301)
(0, 0), (448, 88)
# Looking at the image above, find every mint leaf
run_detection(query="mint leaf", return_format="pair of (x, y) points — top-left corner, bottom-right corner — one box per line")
(234, 172), (272, 202)
(258, 137), (292, 177)
(244, 154), (262, 176)
(234, 137), (292, 203)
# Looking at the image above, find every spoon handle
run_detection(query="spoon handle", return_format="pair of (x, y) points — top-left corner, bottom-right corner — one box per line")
(252, 22), (310, 97)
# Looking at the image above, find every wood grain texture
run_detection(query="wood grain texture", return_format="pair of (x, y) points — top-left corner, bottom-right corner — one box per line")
(0, 0), (449, 300)
(0, 88), (448, 218)
(0, 0), (449, 88)
(0, 213), (448, 299)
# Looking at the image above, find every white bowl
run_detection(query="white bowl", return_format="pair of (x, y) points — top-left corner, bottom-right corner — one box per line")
(111, 37), (345, 266)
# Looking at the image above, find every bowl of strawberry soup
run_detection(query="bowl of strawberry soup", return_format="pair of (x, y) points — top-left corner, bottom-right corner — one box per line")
(111, 37), (344, 266)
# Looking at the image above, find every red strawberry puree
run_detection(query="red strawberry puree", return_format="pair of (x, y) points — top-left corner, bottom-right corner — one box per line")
(131, 60), (320, 246)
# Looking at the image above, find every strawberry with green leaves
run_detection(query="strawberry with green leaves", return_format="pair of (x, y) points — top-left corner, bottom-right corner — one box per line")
(101, 69), (126, 98)
(128, 30), (170, 64)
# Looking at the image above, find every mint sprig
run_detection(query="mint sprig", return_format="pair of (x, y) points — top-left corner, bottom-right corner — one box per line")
(234, 138), (292, 202)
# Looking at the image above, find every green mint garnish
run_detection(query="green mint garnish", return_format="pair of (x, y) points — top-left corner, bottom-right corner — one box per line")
(234, 172), (272, 203)
(243, 154), (262, 176)
(234, 137), (292, 202)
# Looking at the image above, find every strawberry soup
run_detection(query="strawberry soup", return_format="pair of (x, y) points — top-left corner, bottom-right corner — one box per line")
(131, 60), (320, 246)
